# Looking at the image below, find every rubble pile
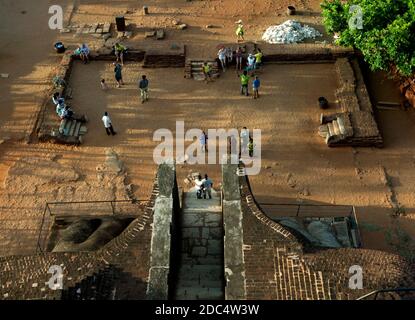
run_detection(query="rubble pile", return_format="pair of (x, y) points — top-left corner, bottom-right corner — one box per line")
(262, 20), (322, 44)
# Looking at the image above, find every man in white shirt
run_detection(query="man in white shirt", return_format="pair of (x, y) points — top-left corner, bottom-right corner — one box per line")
(102, 112), (116, 136)
(240, 127), (249, 154)
(194, 174), (204, 199)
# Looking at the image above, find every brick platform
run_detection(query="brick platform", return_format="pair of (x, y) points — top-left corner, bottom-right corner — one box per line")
(237, 165), (415, 300)
(319, 58), (383, 148)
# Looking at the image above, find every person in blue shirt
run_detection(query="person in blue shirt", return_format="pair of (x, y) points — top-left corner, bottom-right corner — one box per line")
(253, 76), (260, 99)
(138, 75), (149, 103)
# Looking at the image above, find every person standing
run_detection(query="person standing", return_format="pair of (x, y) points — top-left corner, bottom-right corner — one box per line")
(235, 47), (243, 71)
(247, 54), (256, 74)
(235, 20), (244, 42)
(113, 62), (124, 88)
(202, 174), (213, 199)
(248, 136), (254, 157)
(78, 43), (90, 64)
(253, 76), (260, 99)
(138, 75), (149, 103)
(114, 42), (126, 65)
(200, 131), (208, 152)
(254, 48), (263, 69)
(194, 174), (204, 199)
(218, 48), (227, 72)
(239, 70), (250, 96)
(102, 112), (116, 136)
(240, 127), (249, 154)
(226, 47), (233, 65)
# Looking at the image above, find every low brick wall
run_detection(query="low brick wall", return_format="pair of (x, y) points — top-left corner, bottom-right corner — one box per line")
(320, 57), (383, 148)
(0, 172), (160, 300)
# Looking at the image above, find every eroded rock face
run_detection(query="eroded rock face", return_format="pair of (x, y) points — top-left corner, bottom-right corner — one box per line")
(96, 148), (124, 175)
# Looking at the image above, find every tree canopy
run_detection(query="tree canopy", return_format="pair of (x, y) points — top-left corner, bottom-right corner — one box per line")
(321, 0), (415, 76)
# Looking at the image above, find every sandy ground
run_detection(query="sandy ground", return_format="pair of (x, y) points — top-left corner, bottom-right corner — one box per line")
(0, 0), (414, 259)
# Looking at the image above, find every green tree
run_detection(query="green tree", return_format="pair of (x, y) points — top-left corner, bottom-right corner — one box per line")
(321, 0), (415, 76)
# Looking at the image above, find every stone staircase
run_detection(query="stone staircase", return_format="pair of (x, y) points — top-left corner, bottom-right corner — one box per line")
(184, 60), (220, 80)
(174, 189), (224, 300)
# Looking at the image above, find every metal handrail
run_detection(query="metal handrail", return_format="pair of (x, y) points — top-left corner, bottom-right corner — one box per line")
(357, 288), (415, 300)
(36, 199), (149, 253)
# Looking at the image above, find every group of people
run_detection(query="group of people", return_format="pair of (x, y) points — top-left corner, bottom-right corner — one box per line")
(194, 174), (214, 199)
(52, 93), (75, 120)
(198, 127), (255, 157)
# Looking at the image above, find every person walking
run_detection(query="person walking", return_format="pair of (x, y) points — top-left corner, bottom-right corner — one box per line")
(202, 174), (213, 199)
(113, 62), (124, 88)
(102, 112), (116, 136)
(253, 76), (260, 99)
(239, 70), (250, 96)
(218, 47), (227, 72)
(138, 75), (149, 103)
(203, 62), (212, 83)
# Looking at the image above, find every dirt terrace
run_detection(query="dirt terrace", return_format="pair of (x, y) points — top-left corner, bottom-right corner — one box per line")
(0, 0), (414, 261)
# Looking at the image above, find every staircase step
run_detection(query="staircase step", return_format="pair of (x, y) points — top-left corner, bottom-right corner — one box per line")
(327, 122), (335, 137)
(175, 286), (223, 300)
(181, 255), (222, 266)
(176, 278), (223, 289)
(64, 119), (73, 136)
(74, 121), (82, 137)
(178, 264), (222, 282)
(182, 212), (222, 227)
(332, 120), (341, 135)
(69, 120), (77, 136)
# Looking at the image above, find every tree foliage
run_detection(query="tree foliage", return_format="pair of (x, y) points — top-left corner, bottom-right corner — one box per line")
(321, 0), (415, 76)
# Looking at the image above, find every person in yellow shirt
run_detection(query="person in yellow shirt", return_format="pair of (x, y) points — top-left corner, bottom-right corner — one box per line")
(235, 20), (244, 42)
(254, 48), (263, 69)
(238, 70), (250, 96)
(203, 62), (212, 83)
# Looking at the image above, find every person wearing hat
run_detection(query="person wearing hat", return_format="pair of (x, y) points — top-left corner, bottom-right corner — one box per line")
(235, 20), (244, 42)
